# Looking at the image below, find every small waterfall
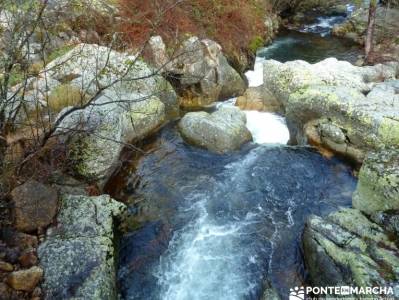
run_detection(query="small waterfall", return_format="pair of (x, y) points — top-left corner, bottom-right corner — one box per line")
(216, 99), (290, 145)
(116, 4), (360, 299)
(116, 129), (357, 299)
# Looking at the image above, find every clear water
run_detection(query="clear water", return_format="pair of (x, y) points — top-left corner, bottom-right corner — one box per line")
(110, 125), (356, 300)
(256, 29), (361, 64)
(110, 9), (360, 300)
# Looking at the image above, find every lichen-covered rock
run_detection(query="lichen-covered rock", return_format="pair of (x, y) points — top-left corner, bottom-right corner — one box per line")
(149, 36), (246, 108)
(44, 44), (180, 182)
(24, 43), (178, 118)
(353, 149), (399, 215)
(263, 58), (398, 106)
(178, 107), (252, 153)
(265, 62), (399, 162)
(287, 83), (399, 162)
(11, 180), (58, 233)
(38, 194), (126, 300)
(303, 208), (399, 295)
(57, 91), (166, 181)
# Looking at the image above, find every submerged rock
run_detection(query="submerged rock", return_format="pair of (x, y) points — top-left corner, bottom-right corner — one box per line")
(149, 36), (246, 108)
(353, 149), (399, 215)
(303, 208), (399, 295)
(38, 194), (126, 300)
(178, 106), (252, 153)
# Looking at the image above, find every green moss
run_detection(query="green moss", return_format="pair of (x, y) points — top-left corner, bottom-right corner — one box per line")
(47, 45), (75, 63)
(248, 36), (265, 53)
(378, 117), (399, 147)
(8, 70), (25, 86)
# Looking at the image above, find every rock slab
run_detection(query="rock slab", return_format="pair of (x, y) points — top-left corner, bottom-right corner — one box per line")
(303, 208), (399, 296)
(38, 194), (126, 300)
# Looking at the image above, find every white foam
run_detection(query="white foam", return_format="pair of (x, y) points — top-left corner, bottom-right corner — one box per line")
(216, 99), (290, 145)
(245, 111), (290, 145)
(245, 57), (265, 87)
(156, 199), (254, 300)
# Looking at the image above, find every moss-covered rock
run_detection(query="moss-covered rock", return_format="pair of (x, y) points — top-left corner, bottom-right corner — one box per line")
(303, 208), (399, 295)
(38, 194), (126, 300)
(353, 149), (399, 215)
(262, 58), (399, 162)
(60, 91), (166, 182)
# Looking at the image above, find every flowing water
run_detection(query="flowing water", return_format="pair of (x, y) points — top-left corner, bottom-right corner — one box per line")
(110, 125), (356, 300)
(109, 8), (360, 300)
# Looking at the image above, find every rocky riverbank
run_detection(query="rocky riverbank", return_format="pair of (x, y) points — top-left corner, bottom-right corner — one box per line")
(332, 4), (399, 62)
(242, 56), (399, 296)
(1, 0), (398, 299)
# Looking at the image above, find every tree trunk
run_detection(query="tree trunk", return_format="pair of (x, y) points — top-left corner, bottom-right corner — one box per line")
(365, 0), (377, 63)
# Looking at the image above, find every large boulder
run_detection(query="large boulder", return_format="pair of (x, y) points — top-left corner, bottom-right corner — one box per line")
(58, 90), (166, 181)
(40, 44), (179, 182)
(38, 194), (126, 300)
(148, 36), (246, 108)
(303, 208), (399, 297)
(262, 58), (399, 162)
(11, 180), (58, 233)
(286, 82), (399, 162)
(263, 58), (398, 105)
(43, 43), (178, 117)
(178, 106), (252, 153)
(353, 149), (399, 215)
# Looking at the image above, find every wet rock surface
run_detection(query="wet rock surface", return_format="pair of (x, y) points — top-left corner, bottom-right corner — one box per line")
(235, 86), (283, 112)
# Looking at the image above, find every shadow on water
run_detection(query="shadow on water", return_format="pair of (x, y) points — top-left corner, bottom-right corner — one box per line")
(107, 124), (357, 300)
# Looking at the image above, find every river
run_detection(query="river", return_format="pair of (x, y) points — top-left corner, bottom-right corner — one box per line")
(107, 8), (360, 300)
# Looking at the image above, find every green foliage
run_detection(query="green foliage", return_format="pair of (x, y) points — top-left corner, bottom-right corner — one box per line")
(249, 36), (265, 53)
(8, 70), (25, 86)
